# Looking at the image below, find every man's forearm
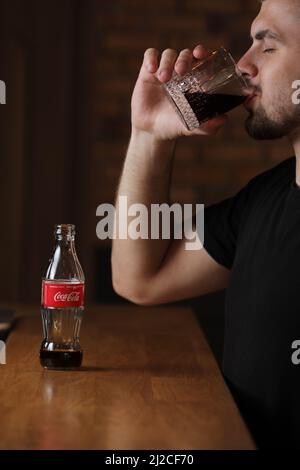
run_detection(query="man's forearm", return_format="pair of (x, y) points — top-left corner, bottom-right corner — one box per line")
(111, 129), (177, 299)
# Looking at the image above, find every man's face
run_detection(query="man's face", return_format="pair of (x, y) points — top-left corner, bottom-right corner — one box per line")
(237, 0), (300, 140)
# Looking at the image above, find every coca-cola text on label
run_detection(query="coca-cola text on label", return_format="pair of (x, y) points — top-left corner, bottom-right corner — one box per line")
(42, 281), (85, 308)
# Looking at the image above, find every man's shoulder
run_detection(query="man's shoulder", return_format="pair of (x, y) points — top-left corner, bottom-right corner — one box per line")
(229, 156), (295, 210)
(246, 156), (295, 190)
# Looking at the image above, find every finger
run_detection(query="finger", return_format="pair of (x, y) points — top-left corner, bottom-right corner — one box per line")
(174, 48), (193, 76)
(157, 48), (178, 83)
(193, 44), (210, 60)
(143, 48), (159, 73)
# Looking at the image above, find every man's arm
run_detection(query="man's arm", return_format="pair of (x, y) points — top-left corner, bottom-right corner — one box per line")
(111, 45), (230, 305)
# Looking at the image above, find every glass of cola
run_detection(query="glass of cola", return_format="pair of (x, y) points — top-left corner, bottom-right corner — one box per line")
(164, 46), (249, 130)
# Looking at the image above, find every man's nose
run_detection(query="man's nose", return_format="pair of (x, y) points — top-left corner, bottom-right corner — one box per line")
(236, 50), (258, 82)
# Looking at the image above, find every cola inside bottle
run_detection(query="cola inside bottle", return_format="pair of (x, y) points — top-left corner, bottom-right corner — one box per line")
(40, 224), (85, 370)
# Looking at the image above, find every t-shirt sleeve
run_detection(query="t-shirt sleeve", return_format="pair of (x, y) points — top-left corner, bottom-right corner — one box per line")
(199, 157), (294, 270)
(202, 183), (253, 270)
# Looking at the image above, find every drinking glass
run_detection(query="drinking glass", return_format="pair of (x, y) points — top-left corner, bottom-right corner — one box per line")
(164, 46), (249, 130)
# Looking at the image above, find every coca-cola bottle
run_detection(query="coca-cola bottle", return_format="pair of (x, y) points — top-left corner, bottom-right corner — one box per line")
(40, 224), (85, 369)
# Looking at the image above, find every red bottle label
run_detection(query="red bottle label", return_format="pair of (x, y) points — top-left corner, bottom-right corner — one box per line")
(42, 281), (85, 308)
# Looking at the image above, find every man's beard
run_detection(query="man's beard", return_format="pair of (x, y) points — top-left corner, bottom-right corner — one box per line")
(245, 102), (300, 140)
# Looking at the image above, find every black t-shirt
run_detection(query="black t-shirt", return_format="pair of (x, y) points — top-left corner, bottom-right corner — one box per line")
(203, 156), (300, 448)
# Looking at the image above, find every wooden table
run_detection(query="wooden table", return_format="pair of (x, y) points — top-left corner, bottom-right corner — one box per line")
(0, 304), (255, 450)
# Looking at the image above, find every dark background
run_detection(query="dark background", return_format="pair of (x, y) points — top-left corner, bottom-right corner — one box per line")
(0, 0), (292, 363)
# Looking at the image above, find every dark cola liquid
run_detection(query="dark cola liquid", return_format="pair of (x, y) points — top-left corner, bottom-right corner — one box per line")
(40, 349), (83, 369)
(184, 92), (246, 123)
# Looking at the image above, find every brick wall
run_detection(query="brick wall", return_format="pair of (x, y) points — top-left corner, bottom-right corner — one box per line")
(91, 0), (291, 215)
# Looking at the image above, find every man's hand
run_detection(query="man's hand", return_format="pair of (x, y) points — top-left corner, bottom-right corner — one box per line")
(131, 44), (228, 142)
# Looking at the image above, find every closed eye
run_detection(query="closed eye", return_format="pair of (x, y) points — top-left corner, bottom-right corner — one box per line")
(263, 48), (276, 53)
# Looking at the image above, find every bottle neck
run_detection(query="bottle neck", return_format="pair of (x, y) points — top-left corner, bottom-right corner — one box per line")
(45, 224), (83, 281)
(55, 236), (76, 251)
(54, 224), (75, 242)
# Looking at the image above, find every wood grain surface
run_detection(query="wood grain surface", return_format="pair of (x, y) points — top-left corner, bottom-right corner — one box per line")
(0, 304), (255, 450)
